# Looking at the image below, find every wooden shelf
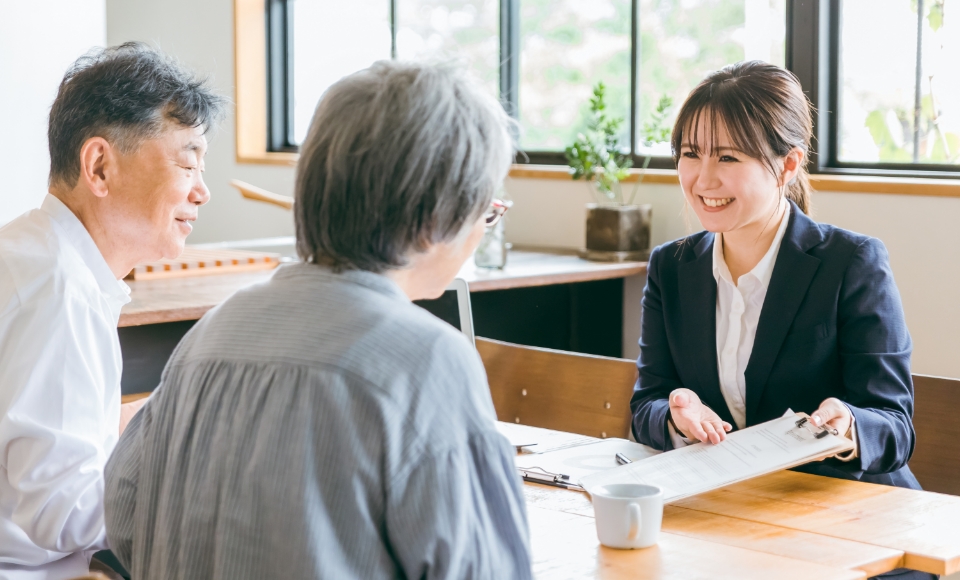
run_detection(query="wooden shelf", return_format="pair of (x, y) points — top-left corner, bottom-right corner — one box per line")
(461, 248), (646, 292)
(118, 249), (647, 328)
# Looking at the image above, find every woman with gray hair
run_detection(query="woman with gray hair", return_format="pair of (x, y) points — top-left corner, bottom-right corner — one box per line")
(103, 61), (532, 579)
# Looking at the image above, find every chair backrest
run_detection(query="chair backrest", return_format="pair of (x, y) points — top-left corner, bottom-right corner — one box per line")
(910, 374), (960, 495)
(476, 337), (637, 439)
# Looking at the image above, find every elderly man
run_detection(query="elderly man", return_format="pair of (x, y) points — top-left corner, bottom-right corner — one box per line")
(104, 60), (531, 579)
(0, 43), (223, 578)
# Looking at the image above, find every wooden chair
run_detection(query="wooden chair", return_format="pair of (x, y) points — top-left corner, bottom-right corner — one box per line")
(910, 373), (960, 496)
(476, 337), (637, 439)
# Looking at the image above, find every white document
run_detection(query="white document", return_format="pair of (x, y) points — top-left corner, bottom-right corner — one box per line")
(515, 438), (661, 481)
(495, 421), (598, 454)
(579, 413), (855, 503)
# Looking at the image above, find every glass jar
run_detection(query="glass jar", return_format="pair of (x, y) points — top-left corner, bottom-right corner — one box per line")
(474, 219), (509, 269)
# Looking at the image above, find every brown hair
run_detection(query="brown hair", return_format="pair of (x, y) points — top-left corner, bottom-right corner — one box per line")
(670, 60), (814, 215)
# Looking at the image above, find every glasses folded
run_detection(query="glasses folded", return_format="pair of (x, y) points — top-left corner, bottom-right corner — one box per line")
(484, 198), (513, 228)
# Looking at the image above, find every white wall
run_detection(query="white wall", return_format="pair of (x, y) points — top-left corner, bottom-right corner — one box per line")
(0, 0), (106, 224)
(501, 177), (960, 379)
(106, 0), (296, 244)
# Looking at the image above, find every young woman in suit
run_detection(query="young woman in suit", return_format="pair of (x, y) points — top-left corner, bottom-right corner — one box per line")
(632, 62), (930, 579)
(632, 60), (926, 543)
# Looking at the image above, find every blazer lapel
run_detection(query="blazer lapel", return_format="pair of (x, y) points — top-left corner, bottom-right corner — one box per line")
(744, 204), (824, 423)
(677, 234), (735, 426)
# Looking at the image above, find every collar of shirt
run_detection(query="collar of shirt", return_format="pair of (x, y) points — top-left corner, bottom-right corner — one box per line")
(40, 194), (131, 306)
(712, 201), (792, 295)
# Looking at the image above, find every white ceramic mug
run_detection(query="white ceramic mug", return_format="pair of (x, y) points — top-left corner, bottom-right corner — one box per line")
(589, 483), (663, 549)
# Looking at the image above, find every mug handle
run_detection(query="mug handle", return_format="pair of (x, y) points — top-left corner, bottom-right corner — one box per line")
(628, 504), (642, 541)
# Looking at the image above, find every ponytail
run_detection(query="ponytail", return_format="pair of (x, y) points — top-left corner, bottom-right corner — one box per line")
(787, 167), (811, 215)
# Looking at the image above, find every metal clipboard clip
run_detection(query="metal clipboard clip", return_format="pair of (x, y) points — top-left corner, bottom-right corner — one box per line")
(791, 416), (839, 439)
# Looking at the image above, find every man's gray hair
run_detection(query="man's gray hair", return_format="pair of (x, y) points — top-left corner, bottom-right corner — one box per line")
(48, 42), (226, 188)
(295, 60), (515, 272)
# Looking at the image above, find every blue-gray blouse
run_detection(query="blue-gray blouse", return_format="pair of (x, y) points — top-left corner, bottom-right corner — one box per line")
(104, 263), (532, 579)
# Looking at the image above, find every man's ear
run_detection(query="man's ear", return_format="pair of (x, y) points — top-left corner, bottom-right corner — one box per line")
(77, 137), (113, 199)
(779, 147), (806, 186)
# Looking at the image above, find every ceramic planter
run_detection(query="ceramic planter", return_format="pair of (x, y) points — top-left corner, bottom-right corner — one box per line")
(580, 203), (652, 262)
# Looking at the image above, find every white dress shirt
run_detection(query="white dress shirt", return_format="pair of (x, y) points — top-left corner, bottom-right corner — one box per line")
(713, 203), (792, 431)
(0, 195), (130, 579)
(669, 203), (857, 457)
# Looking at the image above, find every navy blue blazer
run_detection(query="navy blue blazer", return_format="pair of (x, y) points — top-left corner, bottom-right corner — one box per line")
(630, 201), (920, 489)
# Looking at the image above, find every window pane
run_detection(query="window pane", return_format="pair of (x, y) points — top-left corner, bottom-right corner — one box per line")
(518, 0), (787, 154)
(396, 0), (500, 98)
(518, 0), (632, 151)
(637, 0), (786, 155)
(291, 0), (391, 144)
(838, 0), (960, 166)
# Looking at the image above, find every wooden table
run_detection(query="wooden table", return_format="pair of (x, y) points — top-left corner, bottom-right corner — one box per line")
(517, 425), (960, 579)
(119, 248), (646, 327)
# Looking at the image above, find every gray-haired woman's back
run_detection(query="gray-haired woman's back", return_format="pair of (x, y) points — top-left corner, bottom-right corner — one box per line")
(104, 263), (532, 579)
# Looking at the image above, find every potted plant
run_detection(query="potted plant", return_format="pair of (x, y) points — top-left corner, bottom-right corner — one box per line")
(565, 83), (671, 262)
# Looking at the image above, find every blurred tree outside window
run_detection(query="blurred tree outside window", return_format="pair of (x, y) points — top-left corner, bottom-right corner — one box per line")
(518, 0), (632, 152)
(519, 0), (785, 154)
(838, 0), (960, 166)
(396, 0), (501, 98)
(287, 0), (786, 156)
(283, 0), (960, 172)
(635, 0), (785, 156)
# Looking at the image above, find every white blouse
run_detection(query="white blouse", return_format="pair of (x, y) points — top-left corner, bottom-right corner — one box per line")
(713, 203), (792, 431)
(669, 203), (857, 458)
(0, 195), (130, 578)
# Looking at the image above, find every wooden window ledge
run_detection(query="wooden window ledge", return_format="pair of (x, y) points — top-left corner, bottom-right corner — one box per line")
(507, 165), (960, 198)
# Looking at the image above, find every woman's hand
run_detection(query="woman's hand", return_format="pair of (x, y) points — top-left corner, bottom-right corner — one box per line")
(809, 397), (852, 437)
(668, 388), (732, 444)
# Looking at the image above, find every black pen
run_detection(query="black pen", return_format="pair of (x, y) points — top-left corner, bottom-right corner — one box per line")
(519, 469), (584, 491)
(521, 475), (584, 491)
(615, 452), (632, 465)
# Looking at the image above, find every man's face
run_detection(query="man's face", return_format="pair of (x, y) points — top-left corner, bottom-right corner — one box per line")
(107, 124), (210, 261)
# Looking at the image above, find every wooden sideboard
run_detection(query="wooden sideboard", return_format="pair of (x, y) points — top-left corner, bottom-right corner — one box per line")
(118, 249), (647, 394)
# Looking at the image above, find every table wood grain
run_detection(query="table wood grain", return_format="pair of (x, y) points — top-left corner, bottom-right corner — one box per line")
(523, 483), (902, 577)
(674, 470), (960, 575)
(118, 250), (647, 327)
(527, 502), (867, 580)
(511, 423), (960, 577)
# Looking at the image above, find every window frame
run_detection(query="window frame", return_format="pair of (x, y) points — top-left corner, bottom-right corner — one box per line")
(266, 0), (960, 179)
(265, 0), (296, 153)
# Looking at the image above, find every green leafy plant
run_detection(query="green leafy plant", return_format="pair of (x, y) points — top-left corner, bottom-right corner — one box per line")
(565, 82), (673, 205)
(565, 82), (632, 204)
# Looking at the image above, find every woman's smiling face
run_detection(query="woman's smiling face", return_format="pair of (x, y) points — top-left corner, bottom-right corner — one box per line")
(677, 115), (785, 235)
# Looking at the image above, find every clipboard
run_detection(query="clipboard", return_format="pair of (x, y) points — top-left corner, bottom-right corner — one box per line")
(579, 412), (855, 503)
